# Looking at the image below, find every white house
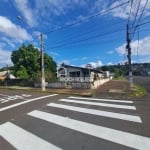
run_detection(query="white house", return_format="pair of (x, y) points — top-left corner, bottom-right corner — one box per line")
(57, 63), (104, 82)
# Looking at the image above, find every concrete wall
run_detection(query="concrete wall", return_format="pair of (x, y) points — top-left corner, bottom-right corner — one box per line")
(34, 78), (110, 89)
(91, 78), (110, 89)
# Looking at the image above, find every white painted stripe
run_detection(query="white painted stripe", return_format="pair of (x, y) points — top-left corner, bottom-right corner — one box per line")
(0, 94), (58, 112)
(48, 103), (142, 123)
(69, 96), (133, 103)
(28, 110), (150, 150)
(0, 99), (6, 102)
(0, 122), (62, 150)
(59, 99), (136, 110)
(1, 100), (9, 103)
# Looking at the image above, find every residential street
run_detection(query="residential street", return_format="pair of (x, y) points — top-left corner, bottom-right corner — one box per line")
(0, 89), (150, 150)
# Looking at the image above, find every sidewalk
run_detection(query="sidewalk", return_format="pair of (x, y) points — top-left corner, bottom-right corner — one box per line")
(0, 86), (92, 97)
(1, 79), (149, 100)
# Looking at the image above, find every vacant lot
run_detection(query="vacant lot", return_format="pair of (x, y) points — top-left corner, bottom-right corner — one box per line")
(133, 76), (150, 92)
(93, 76), (150, 100)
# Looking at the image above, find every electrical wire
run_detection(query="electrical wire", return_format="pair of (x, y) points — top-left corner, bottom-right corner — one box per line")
(131, 0), (149, 39)
(43, 0), (130, 34)
(128, 0), (134, 25)
(131, 0), (141, 29)
(49, 20), (126, 47)
(47, 28), (125, 49)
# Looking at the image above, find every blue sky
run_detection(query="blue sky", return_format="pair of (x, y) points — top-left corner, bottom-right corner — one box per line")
(0, 0), (150, 68)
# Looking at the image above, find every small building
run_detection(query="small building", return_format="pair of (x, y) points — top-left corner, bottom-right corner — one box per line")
(0, 71), (16, 80)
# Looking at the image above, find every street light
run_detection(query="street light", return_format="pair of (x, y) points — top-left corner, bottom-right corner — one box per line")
(17, 16), (45, 91)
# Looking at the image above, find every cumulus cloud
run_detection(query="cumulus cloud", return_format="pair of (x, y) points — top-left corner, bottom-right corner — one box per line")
(0, 16), (32, 41)
(116, 36), (150, 56)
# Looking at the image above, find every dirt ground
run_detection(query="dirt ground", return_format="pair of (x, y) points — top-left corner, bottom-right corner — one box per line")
(93, 76), (150, 100)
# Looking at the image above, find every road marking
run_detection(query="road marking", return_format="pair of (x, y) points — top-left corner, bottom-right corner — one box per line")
(0, 98), (6, 102)
(28, 110), (150, 150)
(1, 100), (9, 103)
(69, 96), (133, 103)
(0, 94), (58, 112)
(59, 99), (136, 110)
(48, 103), (142, 123)
(0, 122), (62, 150)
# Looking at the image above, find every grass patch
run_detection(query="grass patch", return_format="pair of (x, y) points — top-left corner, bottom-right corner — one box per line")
(131, 85), (147, 98)
(114, 76), (127, 80)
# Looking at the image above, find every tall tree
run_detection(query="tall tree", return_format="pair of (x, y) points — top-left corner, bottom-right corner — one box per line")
(11, 44), (57, 81)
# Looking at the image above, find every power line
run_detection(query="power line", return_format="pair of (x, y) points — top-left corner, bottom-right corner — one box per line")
(44, 0), (129, 34)
(128, 0), (134, 24)
(136, 0), (149, 25)
(49, 20), (126, 47)
(131, 0), (141, 28)
(131, 0), (149, 39)
(47, 28), (125, 49)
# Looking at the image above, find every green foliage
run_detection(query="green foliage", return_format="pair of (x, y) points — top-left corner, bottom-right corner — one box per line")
(132, 85), (147, 97)
(11, 44), (57, 81)
(16, 65), (29, 79)
(100, 64), (128, 78)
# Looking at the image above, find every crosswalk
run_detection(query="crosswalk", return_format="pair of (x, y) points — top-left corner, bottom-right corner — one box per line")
(0, 96), (150, 150)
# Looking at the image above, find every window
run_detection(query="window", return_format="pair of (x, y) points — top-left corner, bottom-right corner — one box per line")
(69, 71), (80, 77)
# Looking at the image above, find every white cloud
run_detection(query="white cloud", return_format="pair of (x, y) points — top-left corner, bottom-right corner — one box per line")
(107, 62), (113, 65)
(1, 37), (15, 48)
(93, 0), (150, 20)
(0, 16), (32, 41)
(116, 36), (150, 56)
(134, 56), (150, 63)
(35, 0), (87, 19)
(108, 0), (130, 19)
(14, 0), (37, 27)
(82, 60), (103, 68)
(81, 57), (88, 60)
(111, 0), (150, 19)
(0, 48), (12, 67)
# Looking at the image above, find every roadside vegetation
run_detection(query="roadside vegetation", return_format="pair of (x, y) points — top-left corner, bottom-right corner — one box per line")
(130, 84), (147, 98)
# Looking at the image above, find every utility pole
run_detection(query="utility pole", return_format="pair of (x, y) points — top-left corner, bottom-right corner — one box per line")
(40, 33), (45, 91)
(126, 24), (133, 88)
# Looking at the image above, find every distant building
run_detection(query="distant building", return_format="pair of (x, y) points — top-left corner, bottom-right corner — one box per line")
(0, 71), (16, 80)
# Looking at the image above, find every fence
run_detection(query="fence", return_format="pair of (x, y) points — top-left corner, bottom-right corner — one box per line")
(34, 78), (110, 89)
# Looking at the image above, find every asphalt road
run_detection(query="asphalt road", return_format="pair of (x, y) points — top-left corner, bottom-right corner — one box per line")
(0, 89), (150, 150)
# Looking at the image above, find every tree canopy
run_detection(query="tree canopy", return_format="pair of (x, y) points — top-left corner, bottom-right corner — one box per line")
(11, 44), (57, 81)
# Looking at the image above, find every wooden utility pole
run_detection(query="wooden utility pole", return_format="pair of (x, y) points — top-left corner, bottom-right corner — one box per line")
(126, 24), (133, 88)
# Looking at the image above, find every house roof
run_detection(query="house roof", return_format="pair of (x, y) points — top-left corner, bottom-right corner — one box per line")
(60, 63), (103, 73)
(0, 71), (16, 79)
